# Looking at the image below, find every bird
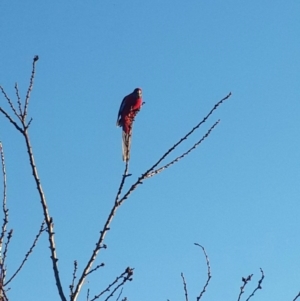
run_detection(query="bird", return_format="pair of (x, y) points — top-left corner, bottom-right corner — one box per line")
(116, 88), (143, 162)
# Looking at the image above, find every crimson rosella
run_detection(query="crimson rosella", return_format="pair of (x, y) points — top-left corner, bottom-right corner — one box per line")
(116, 88), (143, 162)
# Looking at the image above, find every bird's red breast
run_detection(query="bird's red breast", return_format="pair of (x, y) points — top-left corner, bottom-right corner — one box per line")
(118, 88), (142, 134)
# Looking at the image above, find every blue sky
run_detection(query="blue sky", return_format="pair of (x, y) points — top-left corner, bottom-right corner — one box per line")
(1, 1), (300, 300)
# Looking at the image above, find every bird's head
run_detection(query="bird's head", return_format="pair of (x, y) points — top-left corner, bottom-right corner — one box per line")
(134, 88), (142, 98)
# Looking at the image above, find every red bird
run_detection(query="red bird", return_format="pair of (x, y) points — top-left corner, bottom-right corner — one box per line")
(116, 88), (143, 162)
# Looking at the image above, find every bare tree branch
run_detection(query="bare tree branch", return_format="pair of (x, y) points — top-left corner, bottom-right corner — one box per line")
(115, 288), (123, 301)
(5, 221), (46, 286)
(14, 83), (23, 116)
(23, 55), (38, 121)
(144, 92), (231, 176)
(292, 292), (300, 301)
(146, 120), (220, 178)
(0, 56), (67, 301)
(0, 85), (22, 122)
(70, 260), (78, 297)
(181, 273), (188, 301)
(237, 274), (253, 301)
(116, 92), (231, 207)
(86, 262), (105, 277)
(2, 60), (233, 301)
(22, 130), (66, 301)
(0, 143), (9, 254)
(89, 267), (133, 301)
(2, 229), (13, 272)
(194, 243), (212, 301)
(0, 107), (23, 134)
(73, 161), (129, 300)
(245, 268), (264, 301)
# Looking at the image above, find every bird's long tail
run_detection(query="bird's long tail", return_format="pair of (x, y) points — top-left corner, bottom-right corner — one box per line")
(122, 130), (132, 162)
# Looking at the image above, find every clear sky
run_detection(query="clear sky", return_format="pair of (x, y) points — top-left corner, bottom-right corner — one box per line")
(1, 1), (300, 301)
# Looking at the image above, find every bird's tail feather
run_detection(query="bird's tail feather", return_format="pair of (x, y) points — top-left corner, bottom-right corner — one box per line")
(122, 130), (132, 162)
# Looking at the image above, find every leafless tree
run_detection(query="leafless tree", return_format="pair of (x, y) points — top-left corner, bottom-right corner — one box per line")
(2, 56), (295, 301)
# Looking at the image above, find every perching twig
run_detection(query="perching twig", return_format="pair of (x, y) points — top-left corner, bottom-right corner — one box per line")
(116, 92), (231, 207)
(181, 273), (189, 301)
(5, 221), (46, 286)
(195, 243), (212, 301)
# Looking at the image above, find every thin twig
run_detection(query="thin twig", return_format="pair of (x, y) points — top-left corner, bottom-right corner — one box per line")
(23, 55), (39, 121)
(292, 292), (300, 301)
(14, 83), (23, 116)
(0, 86), (22, 122)
(147, 120), (220, 178)
(86, 262), (105, 276)
(116, 288), (123, 301)
(194, 243), (212, 301)
(181, 273), (188, 301)
(245, 268), (264, 301)
(87, 289), (90, 301)
(89, 267), (133, 301)
(103, 277), (131, 301)
(0, 107), (23, 134)
(2, 229), (13, 269)
(237, 274), (253, 301)
(5, 221), (46, 286)
(145, 92), (231, 174)
(0, 142), (9, 252)
(70, 261), (78, 297)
